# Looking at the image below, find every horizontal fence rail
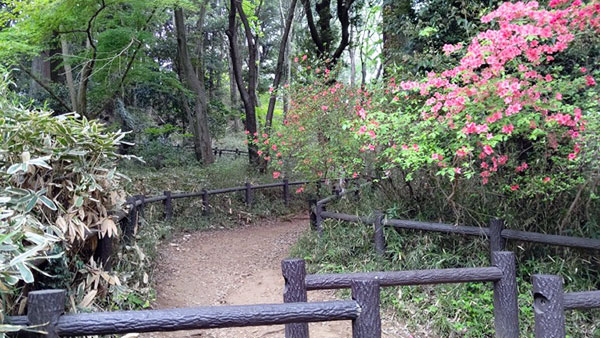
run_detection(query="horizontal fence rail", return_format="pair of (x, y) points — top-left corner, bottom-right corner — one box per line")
(304, 266), (503, 290)
(8, 280), (384, 338)
(282, 251), (520, 338)
(533, 274), (600, 337)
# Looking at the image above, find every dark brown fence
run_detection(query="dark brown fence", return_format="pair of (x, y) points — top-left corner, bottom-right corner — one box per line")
(282, 251), (520, 337)
(532, 274), (600, 337)
(311, 187), (600, 255)
(97, 178), (357, 269)
(7, 279), (378, 338)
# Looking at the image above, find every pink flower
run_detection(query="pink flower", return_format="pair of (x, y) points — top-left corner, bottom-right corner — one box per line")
(271, 144), (278, 151)
(432, 153), (443, 160)
(454, 167), (462, 174)
(580, 67), (587, 73)
(498, 155), (508, 165)
(302, 54), (307, 61)
(294, 57), (299, 62)
(502, 124), (514, 134)
(257, 150), (263, 155)
(272, 171), (281, 179)
(244, 130), (250, 134)
(586, 76), (596, 86)
(516, 162), (528, 172)
(555, 92), (562, 101)
(568, 153), (577, 160)
(483, 145), (494, 155)
(510, 184), (519, 191)
(296, 187), (304, 194)
(321, 105), (328, 111)
(543, 177), (551, 183)
(352, 172), (358, 178)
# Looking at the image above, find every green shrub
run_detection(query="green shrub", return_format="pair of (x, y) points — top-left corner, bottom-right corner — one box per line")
(0, 73), (135, 324)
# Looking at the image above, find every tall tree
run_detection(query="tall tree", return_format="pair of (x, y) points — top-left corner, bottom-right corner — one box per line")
(174, 5), (215, 164)
(264, 0), (297, 131)
(226, 0), (260, 165)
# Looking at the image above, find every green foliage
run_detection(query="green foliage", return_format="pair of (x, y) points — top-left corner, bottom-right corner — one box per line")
(0, 73), (135, 321)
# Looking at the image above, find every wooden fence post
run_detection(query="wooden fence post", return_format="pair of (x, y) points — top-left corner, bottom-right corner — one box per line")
(315, 202), (324, 236)
(135, 195), (145, 219)
(351, 279), (381, 338)
(489, 219), (505, 254)
(309, 199), (317, 230)
(491, 251), (519, 338)
(26, 290), (66, 338)
(245, 182), (253, 207)
(202, 189), (210, 215)
(283, 179), (290, 207)
(282, 259), (309, 338)
(163, 191), (173, 220)
(123, 198), (138, 242)
(373, 211), (386, 257)
(95, 233), (113, 271)
(533, 274), (565, 338)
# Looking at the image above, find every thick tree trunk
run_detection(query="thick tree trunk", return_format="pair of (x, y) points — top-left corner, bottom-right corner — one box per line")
(265, 0), (298, 131)
(30, 51), (51, 96)
(226, 0), (259, 166)
(174, 6), (215, 164)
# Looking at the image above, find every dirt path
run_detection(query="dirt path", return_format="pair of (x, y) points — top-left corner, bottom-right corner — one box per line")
(145, 215), (412, 337)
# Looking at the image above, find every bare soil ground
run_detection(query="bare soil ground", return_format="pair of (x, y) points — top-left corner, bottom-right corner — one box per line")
(144, 215), (413, 337)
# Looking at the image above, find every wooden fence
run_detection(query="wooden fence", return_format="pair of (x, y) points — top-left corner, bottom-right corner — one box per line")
(8, 179), (599, 337)
(96, 178), (356, 269)
(282, 252), (519, 337)
(7, 280), (376, 338)
(10, 255), (599, 337)
(310, 186), (600, 254)
(532, 274), (600, 337)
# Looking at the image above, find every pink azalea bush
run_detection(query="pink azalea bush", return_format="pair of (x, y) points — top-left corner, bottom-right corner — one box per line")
(263, 0), (600, 231)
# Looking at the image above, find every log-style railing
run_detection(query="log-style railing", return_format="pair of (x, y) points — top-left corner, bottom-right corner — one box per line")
(310, 185), (600, 254)
(6, 279), (379, 338)
(282, 251), (520, 338)
(532, 274), (600, 337)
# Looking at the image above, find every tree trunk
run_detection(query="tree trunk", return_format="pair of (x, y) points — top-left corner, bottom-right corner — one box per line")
(77, 38), (94, 116)
(265, 0), (298, 131)
(349, 25), (356, 87)
(60, 33), (77, 111)
(29, 51), (51, 96)
(228, 45), (242, 131)
(226, 0), (259, 166)
(174, 6), (215, 164)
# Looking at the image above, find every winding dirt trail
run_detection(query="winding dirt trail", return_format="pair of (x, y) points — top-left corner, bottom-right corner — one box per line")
(145, 215), (411, 337)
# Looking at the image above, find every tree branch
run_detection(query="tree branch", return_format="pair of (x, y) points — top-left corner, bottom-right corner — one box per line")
(300, 0), (325, 54)
(331, 0), (354, 63)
